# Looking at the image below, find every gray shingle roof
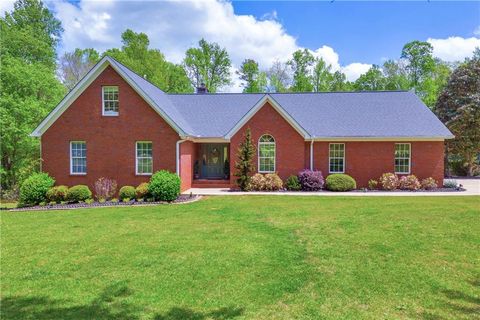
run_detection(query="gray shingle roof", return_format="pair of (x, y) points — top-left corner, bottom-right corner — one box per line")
(110, 57), (453, 139)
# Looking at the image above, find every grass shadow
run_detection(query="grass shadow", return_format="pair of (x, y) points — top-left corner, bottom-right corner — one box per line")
(153, 306), (244, 320)
(1, 282), (139, 320)
(1, 282), (244, 320)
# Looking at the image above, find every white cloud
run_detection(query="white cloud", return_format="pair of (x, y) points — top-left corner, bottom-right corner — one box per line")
(0, 0), (15, 15)
(428, 36), (480, 62)
(474, 26), (480, 36)
(310, 45), (341, 71)
(341, 63), (372, 82)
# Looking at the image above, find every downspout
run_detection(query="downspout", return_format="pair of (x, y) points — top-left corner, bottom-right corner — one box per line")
(175, 139), (186, 176)
(310, 140), (314, 170)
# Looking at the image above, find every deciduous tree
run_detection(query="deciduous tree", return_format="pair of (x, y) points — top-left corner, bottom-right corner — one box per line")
(104, 29), (192, 93)
(58, 48), (99, 90)
(435, 56), (480, 176)
(288, 49), (315, 92)
(183, 38), (231, 93)
(0, 0), (65, 190)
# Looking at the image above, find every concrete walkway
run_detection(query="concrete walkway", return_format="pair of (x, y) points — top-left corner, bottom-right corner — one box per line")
(183, 179), (480, 196)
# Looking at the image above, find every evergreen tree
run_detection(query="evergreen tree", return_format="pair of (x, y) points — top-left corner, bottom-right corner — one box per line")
(234, 128), (256, 191)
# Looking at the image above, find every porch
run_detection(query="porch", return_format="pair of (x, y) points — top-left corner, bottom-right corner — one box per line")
(184, 142), (232, 189)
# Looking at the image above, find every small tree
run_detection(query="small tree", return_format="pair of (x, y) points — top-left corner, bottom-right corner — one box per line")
(435, 55), (480, 176)
(234, 128), (256, 190)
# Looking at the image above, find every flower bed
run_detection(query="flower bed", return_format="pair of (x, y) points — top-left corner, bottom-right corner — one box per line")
(10, 194), (200, 212)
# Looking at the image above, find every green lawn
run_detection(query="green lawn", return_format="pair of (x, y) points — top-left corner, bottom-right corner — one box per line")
(1, 196), (479, 319)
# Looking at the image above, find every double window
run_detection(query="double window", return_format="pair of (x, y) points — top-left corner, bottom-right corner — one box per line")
(258, 134), (275, 173)
(70, 141), (86, 174)
(329, 143), (345, 173)
(136, 142), (153, 175)
(394, 143), (411, 174)
(102, 86), (119, 116)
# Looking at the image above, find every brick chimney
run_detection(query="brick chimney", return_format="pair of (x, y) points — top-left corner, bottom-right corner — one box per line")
(196, 83), (208, 94)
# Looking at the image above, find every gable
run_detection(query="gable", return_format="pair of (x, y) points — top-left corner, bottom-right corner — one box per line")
(44, 65), (178, 138)
(224, 96), (310, 140)
(31, 56), (186, 137)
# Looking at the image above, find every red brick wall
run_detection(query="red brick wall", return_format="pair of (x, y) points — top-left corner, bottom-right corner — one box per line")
(179, 141), (194, 191)
(313, 141), (444, 187)
(41, 66), (181, 192)
(229, 102), (307, 185)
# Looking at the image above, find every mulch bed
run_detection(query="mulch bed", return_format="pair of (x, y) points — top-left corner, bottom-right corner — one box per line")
(9, 194), (201, 212)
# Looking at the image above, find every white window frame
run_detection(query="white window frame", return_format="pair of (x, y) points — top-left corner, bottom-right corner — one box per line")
(135, 141), (153, 176)
(102, 86), (119, 116)
(258, 134), (276, 173)
(329, 143), (345, 173)
(394, 143), (411, 174)
(70, 141), (86, 175)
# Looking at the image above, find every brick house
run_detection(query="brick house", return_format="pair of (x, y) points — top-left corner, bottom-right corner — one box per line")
(31, 56), (453, 191)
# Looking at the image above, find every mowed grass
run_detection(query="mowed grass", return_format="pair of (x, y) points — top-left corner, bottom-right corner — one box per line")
(1, 196), (479, 319)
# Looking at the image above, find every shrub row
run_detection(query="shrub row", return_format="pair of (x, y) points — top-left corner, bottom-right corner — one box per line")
(19, 170), (181, 206)
(247, 170), (357, 192)
(369, 173), (439, 191)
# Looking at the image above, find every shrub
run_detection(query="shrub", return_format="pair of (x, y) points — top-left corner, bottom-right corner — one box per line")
(443, 179), (458, 188)
(285, 175), (301, 191)
(325, 174), (356, 192)
(367, 179), (378, 190)
(119, 186), (136, 200)
(248, 173), (266, 191)
(66, 185), (92, 202)
(264, 173), (283, 191)
(298, 169), (324, 191)
(379, 173), (399, 190)
(399, 175), (421, 191)
(85, 198), (94, 204)
(148, 170), (181, 201)
(421, 177), (438, 190)
(46, 185), (68, 203)
(135, 182), (149, 199)
(19, 172), (55, 206)
(94, 177), (117, 201)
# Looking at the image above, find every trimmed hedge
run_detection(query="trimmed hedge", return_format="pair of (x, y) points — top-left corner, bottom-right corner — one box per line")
(119, 186), (136, 200)
(66, 185), (92, 202)
(148, 170), (180, 201)
(46, 185), (69, 203)
(19, 173), (55, 206)
(325, 174), (356, 192)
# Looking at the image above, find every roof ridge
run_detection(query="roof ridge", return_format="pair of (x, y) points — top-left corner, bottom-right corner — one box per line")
(166, 90), (410, 96)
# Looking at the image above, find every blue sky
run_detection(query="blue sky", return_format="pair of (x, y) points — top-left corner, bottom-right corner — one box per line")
(1, 0), (479, 90)
(233, 1), (480, 65)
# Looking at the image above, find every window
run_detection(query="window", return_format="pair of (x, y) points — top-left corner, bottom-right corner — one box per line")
(395, 143), (411, 174)
(329, 143), (345, 173)
(136, 142), (152, 175)
(102, 86), (119, 116)
(258, 134), (275, 173)
(70, 141), (86, 174)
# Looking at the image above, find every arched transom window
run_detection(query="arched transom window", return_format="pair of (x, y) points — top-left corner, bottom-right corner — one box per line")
(258, 134), (276, 173)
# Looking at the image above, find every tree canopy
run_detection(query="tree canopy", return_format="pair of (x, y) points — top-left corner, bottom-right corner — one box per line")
(104, 29), (192, 93)
(1, 0), (65, 190)
(435, 56), (480, 176)
(183, 38), (231, 93)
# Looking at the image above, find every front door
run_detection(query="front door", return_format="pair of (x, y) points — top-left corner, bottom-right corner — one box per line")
(200, 144), (227, 179)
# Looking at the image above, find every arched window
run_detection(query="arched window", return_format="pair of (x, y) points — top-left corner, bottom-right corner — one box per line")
(258, 134), (275, 173)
